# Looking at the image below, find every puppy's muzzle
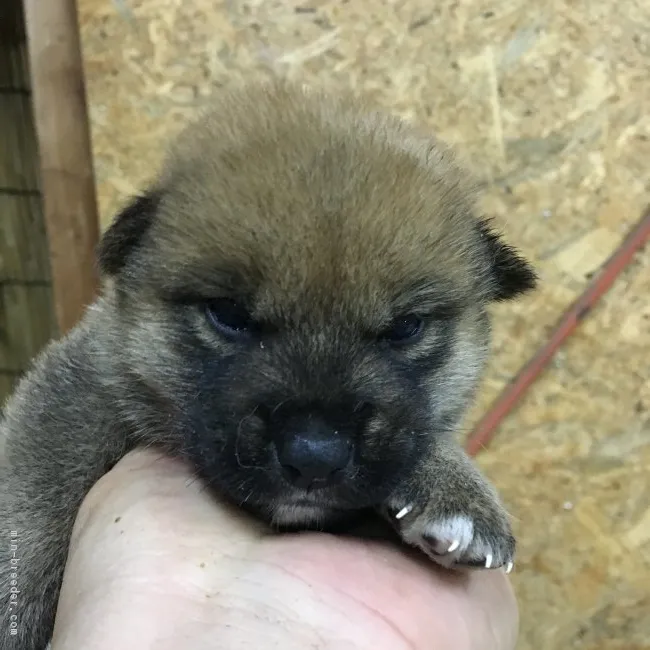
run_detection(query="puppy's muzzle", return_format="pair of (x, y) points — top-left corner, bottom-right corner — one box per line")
(274, 414), (352, 490)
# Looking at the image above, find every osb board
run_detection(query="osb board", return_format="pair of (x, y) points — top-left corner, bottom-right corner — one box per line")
(77, 1), (650, 647)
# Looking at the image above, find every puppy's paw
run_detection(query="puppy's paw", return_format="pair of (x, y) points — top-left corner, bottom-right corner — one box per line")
(384, 494), (515, 572)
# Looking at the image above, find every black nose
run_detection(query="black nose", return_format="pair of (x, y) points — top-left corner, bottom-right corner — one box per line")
(275, 418), (352, 489)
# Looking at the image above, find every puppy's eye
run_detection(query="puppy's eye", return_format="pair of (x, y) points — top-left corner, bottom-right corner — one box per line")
(383, 314), (425, 345)
(205, 298), (254, 338)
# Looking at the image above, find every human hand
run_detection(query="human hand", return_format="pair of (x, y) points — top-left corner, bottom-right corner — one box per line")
(51, 448), (518, 650)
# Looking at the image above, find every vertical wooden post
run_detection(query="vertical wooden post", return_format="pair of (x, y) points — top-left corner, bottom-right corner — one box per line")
(23, 0), (100, 334)
(0, 0), (57, 402)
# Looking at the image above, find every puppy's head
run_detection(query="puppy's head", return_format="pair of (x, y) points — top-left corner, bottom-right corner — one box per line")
(98, 81), (536, 526)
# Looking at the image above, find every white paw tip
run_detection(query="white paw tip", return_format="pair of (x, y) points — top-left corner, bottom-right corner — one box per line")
(505, 561), (514, 574)
(447, 539), (460, 553)
(395, 505), (412, 520)
(485, 553), (493, 569)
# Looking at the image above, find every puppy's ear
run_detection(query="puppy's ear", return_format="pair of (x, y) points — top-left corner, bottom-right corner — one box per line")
(97, 191), (161, 276)
(477, 219), (537, 301)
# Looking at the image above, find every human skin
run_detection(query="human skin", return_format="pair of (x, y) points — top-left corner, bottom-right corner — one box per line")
(49, 449), (519, 650)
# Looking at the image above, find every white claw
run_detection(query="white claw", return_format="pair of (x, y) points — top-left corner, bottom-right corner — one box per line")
(485, 553), (493, 569)
(505, 561), (514, 574)
(395, 505), (412, 520)
(447, 540), (460, 553)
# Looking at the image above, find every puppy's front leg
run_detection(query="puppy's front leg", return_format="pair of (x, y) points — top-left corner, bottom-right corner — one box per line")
(380, 438), (515, 572)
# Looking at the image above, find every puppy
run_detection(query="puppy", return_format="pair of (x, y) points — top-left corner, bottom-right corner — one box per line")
(0, 80), (536, 649)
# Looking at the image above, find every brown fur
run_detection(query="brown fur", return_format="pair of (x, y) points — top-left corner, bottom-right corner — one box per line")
(0, 80), (536, 649)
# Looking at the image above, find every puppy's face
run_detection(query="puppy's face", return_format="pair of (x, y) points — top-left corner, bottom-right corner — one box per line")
(99, 82), (535, 527)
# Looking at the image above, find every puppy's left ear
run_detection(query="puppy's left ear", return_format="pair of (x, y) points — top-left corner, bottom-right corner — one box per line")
(477, 219), (537, 301)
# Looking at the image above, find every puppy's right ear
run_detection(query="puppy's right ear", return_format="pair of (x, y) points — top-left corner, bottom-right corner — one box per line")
(97, 191), (161, 276)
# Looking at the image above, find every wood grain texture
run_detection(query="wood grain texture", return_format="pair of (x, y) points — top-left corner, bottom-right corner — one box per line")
(0, 0), (56, 404)
(24, 0), (100, 334)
